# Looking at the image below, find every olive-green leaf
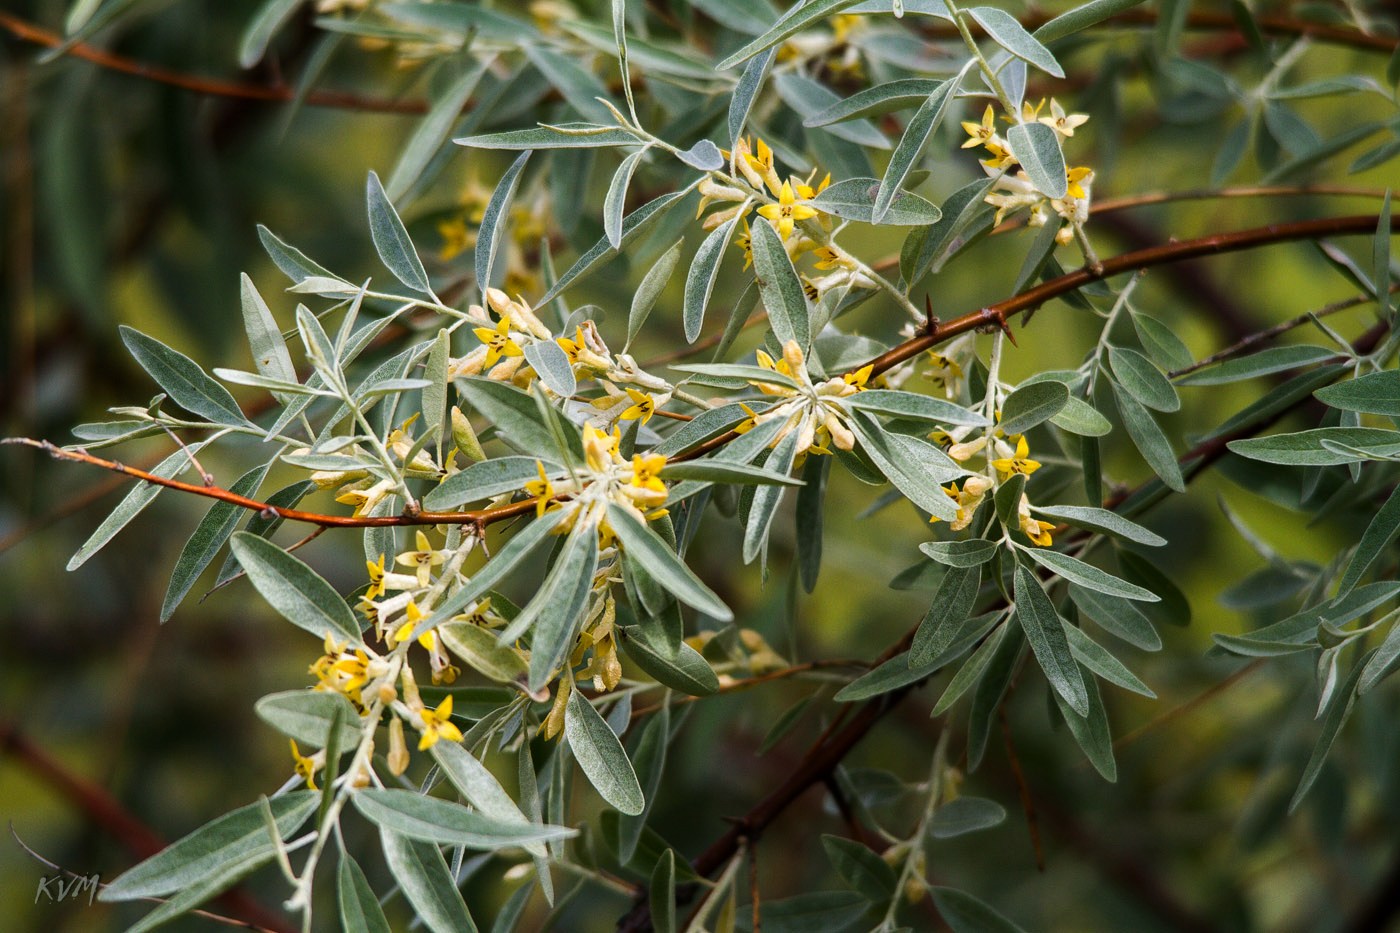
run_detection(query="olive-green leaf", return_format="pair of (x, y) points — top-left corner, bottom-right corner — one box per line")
(812, 177), (943, 226)
(229, 532), (362, 642)
(338, 854), (392, 933)
(1030, 505), (1167, 547)
(998, 380), (1069, 435)
(607, 502), (733, 620)
(353, 790), (574, 849)
(715, 0), (863, 70)
(1315, 370), (1400, 415)
(1109, 345), (1180, 412)
(1014, 563), (1089, 716)
(1005, 121), (1067, 199)
(685, 209), (746, 343)
(1115, 388), (1185, 492)
(379, 830), (478, 933)
(1023, 546), (1160, 601)
(255, 690), (362, 748)
(366, 170), (430, 293)
(968, 6), (1064, 76)
(750, 217), (811, 355)
(565, 687), (645, 815)
(1227, 427), (1400, 465)
(161, 462), (272, 621)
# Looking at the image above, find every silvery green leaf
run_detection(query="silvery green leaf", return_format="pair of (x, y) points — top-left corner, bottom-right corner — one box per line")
(618, 701), (669, 862)
(213, 481), (316, 587)
(1068, 584), (1161, 651)
(843, 389), (982, 424)
(967, 7), (1063, 76)
(558, 20), (716, 80)
(1115, 388), (1185, 492)
(521, 525), (598, 691)
(161, 462), (272, 621)
(566, 687), (645, 815)
(1338, 484), (1400, 597)
(288, 275), (362, 298)
(524, 44), (611, 123)
(229, 532), (362, 642)
(619, 623), (721, 696)
(929, 797), (1006, 839)
(430, 739), (535, 835)
(387, 59), (490, 200)
(366, 171), (430, 293)
(652, 403), (750, 456)
(910, 564), (981, 666)
(849, 413), (962, 520)
(1176, 345), (1336, 385)
(68, 441), (211, 570)
(677, 139), (724, 170)
(354, 791), (573, 849)
(729, 48), (777, 147)
(684, 210), (746, 343)
(749, 217), (811, 355)
(603, 148), (647, 249)
(379, 1), (539, 41)
(688, 0), (775, 34)
(1289, 655), (1369, 812)
(741, 428), (800, 564)
(524, 339), (577, 397)
(119, 326), (248, 426)
(1064, 625), (1155, 697)
(1109, 345), (1180, 413)
(213, 367), (328, 397)
(804, 78), (942, 127)
(874, 76), (959, 224)
(100, 793), (317, 901)
(539, 187), (693, 305)
(1226, 427), (1400, 465)
(1005, 121), (1067, 198)
(822, 835), (897, 903)
(1315, 370), (1400, 415)
(1033, 0), (1148, 42)
(378, 830), (478, 933)
(239, 272), (298, 404)
(457, 378), (579, 460)
(1131, 311), (1195, 371)
(670, 362), (802, 390)
(652, 850), (677, 933)
(607, 502), (733, 619)
(1014, 563), (1089, 716)
(438, 620), (529, 683)
(238, 0), (300, 68)
(998, 380), (1069, 435)
(1031, 505), (1166, 547)
(628, 238), (682, 351)
(658, 460), (803, 486)
(810, 177), (943, 229)
(254, 690), (362, 748)
(477, 152), (531, 294)
(920, 539), (998, 567)
(931, 619), (1009, 714)
(356, 377), (433, 398)
(1050, 667), (1116, 781)
(1051, 396), (1112, 436)
(1023, 546), (1159, 602)
(426, 456), (560, 510)
(423, 329), (450, 461)
(774, 73), (889, 149)
(456, 125), (640, 149)
(716, 0), (863, 70)
(338, 855), (392, 933)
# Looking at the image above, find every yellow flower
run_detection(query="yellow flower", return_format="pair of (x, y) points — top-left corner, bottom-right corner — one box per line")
(396, 530), (447, 587)
(524, 460), (554, 517)
(734, 402), (758, 434)
(795, 172), (831, 201)
(310, 637), (371, 705)
(472, 315), (524, 369)
(961, 105), (998, 150)
(366, 553), (387, 600)
(735, 217), (754, 269)
(1039, 99), (1090, 138)
(437, 216), (475, 261)
(813, 245), (845, 270)
(1066, 166), (1093, 200)
(1018, 495), (1054, 547)
(289, 740), (320, 791)
(619, 387), (658, 425)
(416, 695), (463, 750)
(756, 180), (818, 240)
(557, 326), (588, 364)
(843, 364), (874, 389)
(630, 453), (667, 494)
(991, 434), (1042, 480)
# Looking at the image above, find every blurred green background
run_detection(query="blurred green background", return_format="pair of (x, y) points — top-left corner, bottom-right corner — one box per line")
(3, 0), (1400, 930)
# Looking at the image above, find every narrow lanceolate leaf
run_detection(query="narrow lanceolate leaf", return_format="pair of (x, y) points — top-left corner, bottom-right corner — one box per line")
(1023, 547), (1159, 602)
(477, 151), (531, 294)
(239, 273), (297, 404)
(1030, 505), (1167, 547)
(353, 791), (574, 849)
(1227, 427), (1400, 465)
(728, 47), (777, 147)
(920, 539), (999, 567)
(238, 0), (300, 68)
(161, 462), (272, 621)
(604, 148), (647, 249)
(68, 442), (210, 570)
(387, 59), (489, 200)
(258, 226), (339, 284)
(742, 427), (801, 564)
(749, 217), (810, 354)
(618, 702), (669, 862)
(812, 178), (942, 226)
(119, 326), (248, 426)
(1064, 625), (1155, 698)
(1034, 0), (1148, 42)
(685, 209), (746, 343)
(1338, 484), (1400, 596)
(651, 851), (677, 933)
(565, 687), (645, 815)
(366, 171), (430, 293)
(100, 794), (317, 900)
(378, 830), (478, 933)
(716, 0), (864, 70)
(1108, 345), (1180, 412)
(874, 76), (958, 225)
(657, 460), (803, 486)
(229, 532), (362, 642)
(1315, 370), (1400, 415)
(523, 524), (598, 692)
(1006, 121), (1067, 198)
(456, 125), (639, 150)
(774, 73), (889, 149)
(254, 690), (361, 748)
(910, 565), (981, 666)
(430, 741), (535, 831)
(822, 835), (897, 903)
(1290, 654), (1370, 812)
(998, 380), (1069, 435)
(1115, 388), (1185, 492)
(967, 7), (1064, 77)
(606, 503), (733, 620)
(338, 855), (392, 933)
(804, 78), (943, 127)
(524, 339), (577, 397)
(843, 389), (985, 426)
(628, 239), (682, 351)
(1014, 563), (1089, 716)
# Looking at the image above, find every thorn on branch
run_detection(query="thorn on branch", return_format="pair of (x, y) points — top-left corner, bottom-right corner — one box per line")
(923, 295), (940, 336)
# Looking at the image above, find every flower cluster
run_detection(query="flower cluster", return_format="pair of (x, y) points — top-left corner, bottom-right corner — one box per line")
(962, 99), (1093, 245)
(527, 422), (670, 537)
(738, 340), (871, 459)
(930, 425), (1054, 546)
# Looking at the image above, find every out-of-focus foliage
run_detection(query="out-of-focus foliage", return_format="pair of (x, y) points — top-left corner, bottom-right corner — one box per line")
(2, 0), (1400, 930)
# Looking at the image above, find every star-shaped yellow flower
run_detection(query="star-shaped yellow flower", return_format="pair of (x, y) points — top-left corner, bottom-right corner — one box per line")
(619, 387), (658, 425)
(991, 434), (1042, 480)
(289, 740), (319, 791)
(756, 180), (818, 240)
(365, 553), (387, 600)
(630, 453), (667, 494)
(472, 315), (523, 369)
(961, 105), (998, 150)
(416, 695), (463, 750)
(1066, 166), (1093, 200)
(524, 460), (554, 517)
